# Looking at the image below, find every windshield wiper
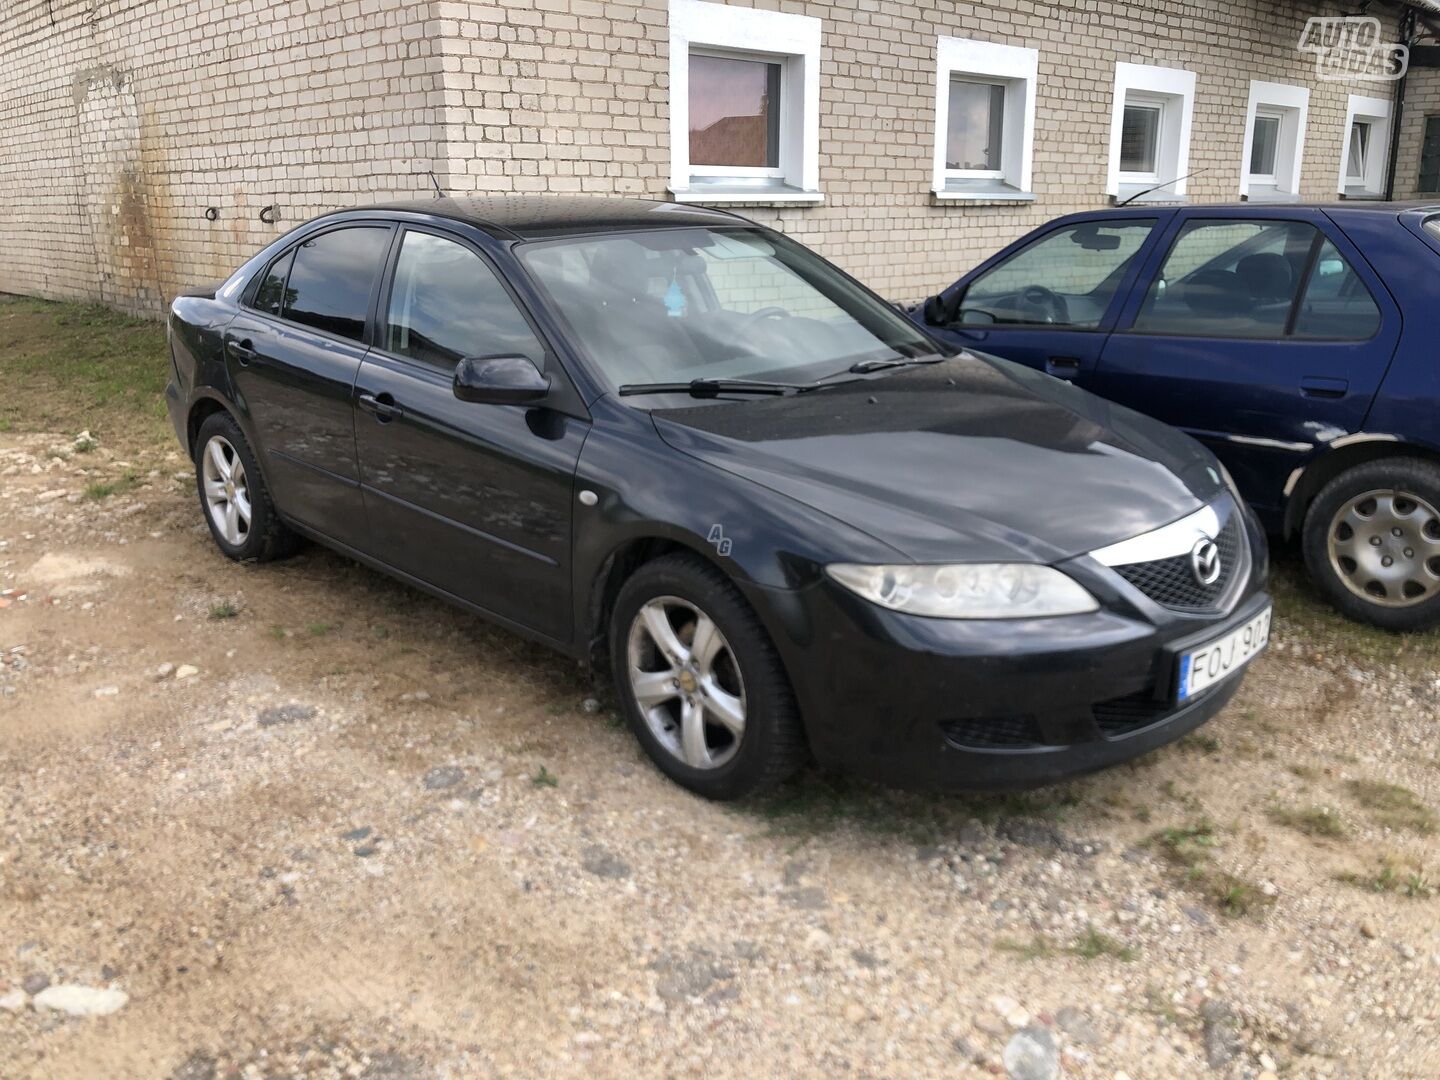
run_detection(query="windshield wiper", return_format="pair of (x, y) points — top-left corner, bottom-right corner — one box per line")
(617, 378), (822, 399)
(846, 353), (947, 374)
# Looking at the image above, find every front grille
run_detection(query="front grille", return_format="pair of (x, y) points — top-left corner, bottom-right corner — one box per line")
(1113, 515), (1244, 613)
(942, 715), (1045, 750)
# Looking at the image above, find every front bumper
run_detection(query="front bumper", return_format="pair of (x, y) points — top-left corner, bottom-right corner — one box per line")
(750, 513), (1270, 792)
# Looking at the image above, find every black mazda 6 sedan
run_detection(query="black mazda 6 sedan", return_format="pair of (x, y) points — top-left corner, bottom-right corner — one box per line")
(166, 197), (1272, 799)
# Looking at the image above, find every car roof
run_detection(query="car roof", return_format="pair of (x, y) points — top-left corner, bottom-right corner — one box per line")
(1065, 200), (1440, 221)
(356, 196), (745, 240)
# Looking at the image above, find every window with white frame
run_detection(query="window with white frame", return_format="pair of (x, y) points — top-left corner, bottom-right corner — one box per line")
(1240, 81), (1309, 201)
(932, 37), (1037, 200)
(667, 0), (822, 204)
(1106, 63), (1196, 202)
(1340, 94), (1391, 197)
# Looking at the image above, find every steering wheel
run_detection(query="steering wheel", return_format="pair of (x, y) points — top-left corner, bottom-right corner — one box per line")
(739, 306), (792, 332)
(1018, 285), (1070, 325)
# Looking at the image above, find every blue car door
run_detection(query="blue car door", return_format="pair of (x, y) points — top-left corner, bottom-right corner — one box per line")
(921, 214), (1167, 388)
(1092, 208), (1402, 526)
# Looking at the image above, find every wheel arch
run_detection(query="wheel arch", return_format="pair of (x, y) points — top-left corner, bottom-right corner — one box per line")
(1284, 437), (1440, 539)
(185, 394), (232, 458)
(583, 535), (738, 670)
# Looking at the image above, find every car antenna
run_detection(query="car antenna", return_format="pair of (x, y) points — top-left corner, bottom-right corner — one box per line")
(1117, 168), (1206, 207)
(425, 170), (444, 199)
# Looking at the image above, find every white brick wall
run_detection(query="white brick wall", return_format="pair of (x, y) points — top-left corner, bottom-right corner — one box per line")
(0, 0), (1408, 315)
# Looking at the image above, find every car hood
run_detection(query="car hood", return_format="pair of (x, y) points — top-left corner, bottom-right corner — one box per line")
(649, 353), (1225, 564)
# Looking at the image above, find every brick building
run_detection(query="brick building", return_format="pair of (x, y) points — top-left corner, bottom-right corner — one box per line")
(1, 0), (1437, 316)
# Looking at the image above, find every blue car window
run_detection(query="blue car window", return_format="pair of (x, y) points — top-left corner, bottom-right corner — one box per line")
(1290, 239), (1381, 340)
(957, 220), (1155, 328)
(1133, 219), (1315, 339)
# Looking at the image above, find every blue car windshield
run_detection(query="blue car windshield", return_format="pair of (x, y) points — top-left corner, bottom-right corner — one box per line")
(517, 227), (937, 389)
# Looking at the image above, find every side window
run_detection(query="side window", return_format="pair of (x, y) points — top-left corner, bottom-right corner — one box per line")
(383, 231), (545, 368)
(1291, 240), (1381, 340)
(253, 249), (294, 316)
(282, 227), (391, 342)
(1132, 219), (1316, 339)
(958, 220), (1156, 328)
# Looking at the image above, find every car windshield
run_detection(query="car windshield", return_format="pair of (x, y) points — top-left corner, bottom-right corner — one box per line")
(517, 227), (938, 390)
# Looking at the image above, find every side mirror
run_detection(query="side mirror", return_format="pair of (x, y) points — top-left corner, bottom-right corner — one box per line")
(453, 354), (550, 405)
(921, 293), (954, 326)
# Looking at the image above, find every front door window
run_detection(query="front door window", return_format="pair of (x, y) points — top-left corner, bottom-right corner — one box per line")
(956, 220), (1156, 328)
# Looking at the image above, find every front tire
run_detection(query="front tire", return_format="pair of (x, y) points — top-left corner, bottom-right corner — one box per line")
(1302, 457), (1440, 631)
(194, 412), (297, 563)
(609, 554), (807, 800)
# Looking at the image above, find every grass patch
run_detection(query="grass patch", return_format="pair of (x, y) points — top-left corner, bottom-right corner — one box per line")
(1178, 732), (1221, 755)
(1069, 925), (1137, 961)
(1337, 857), (1435, 899)
(1147, 820), (1274, 919)
(306, 621), (337, 638)
(208, 600), (240, 621)
(1267, 803), (1347, 840)
(81, 470), (141, 501)
(998, 927), (1136, 962)
(531, 765), (558, 788)
(0, 296), (170, 447)
(1345, 780), (1436, 834)
(1268, 549), (1440, 672)
(995, 935), (1056, 960)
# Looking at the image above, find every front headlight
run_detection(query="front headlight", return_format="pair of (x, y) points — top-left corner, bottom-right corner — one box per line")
(825, 563), (1098, 619)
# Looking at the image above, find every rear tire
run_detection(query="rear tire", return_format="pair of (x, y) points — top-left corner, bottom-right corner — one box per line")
(194, 412), (298, 563)
(1301, 457), (1440, 631)
(609, 553), (807, 800)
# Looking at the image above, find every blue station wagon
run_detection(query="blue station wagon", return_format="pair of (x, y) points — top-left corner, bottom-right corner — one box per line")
(916, 202), (1440, 630)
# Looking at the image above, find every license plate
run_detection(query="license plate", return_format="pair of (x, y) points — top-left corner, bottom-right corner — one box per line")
(1177, 606), (1271, 703)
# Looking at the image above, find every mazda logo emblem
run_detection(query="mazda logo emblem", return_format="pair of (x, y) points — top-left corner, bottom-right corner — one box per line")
(1191, 537), (1222, 586)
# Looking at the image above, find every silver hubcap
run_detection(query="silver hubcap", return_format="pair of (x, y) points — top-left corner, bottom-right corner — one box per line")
(1328, 488), (1440, 607)
(626, 596), (746, 770)
(201, 435), (252, 547)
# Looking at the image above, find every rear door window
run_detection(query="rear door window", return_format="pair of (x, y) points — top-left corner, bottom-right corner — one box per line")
(1132, 219), (1315, 338)
(1131, 218), (1381, 341)
(282, 227), (391, 342)
(252, 249), (294, 316)
(958, 220), (1156, 328)
(1290, 239), (1381, 339)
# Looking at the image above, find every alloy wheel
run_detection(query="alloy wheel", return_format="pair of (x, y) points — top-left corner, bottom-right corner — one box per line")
(201, 435), (252, 547)
(626, 596), (747, 770)
(1327, 488), (1440, 607)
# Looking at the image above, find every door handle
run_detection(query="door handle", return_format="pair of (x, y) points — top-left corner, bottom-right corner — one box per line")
(1300, 376), (1348, 399)
(225, 337), (256, 365)
(1046, 355), (1082, 379)
(357, 391), (404, 422)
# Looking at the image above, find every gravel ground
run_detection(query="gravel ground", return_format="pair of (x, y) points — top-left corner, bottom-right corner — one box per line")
(2, 430), (1439, 1079)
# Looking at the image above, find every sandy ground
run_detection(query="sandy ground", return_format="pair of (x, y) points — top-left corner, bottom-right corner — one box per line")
(1, 429), (1438, 1080)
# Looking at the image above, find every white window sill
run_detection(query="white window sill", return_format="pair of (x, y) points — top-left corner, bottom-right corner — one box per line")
(1339, 185), (1384, 200)
(932, 180), (1035, 203)
(670, 184), (824, 206)
(1113, 184), (1189, 205)
(1242, 186), (1302, 204)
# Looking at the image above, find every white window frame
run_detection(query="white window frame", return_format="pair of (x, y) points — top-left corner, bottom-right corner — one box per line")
(1247, 112), (1283, 185)
(1239, 81), (1309, 201)
(668, 0), (822, 205)
(931, 37), (1038, 202)
(1339, 93), (1392, 198)
(1119, 95), (1166, 183)
(1106, 63), (1196, 202)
